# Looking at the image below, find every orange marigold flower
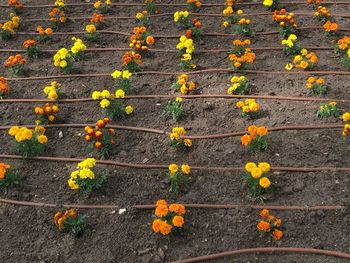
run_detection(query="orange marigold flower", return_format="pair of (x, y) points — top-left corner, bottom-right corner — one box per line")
(146, 36), (155, 45)
(257, 220), (270, 232)
(23, 39), (36, 49)
(156, 199), (167, 207)
(259, 209), (270, 218)
(172, 215), (185, 227)
(152, 219), (163, 233)
(241, 134), (252, 146)
(168, 204), (186, 215)
(257, 126), (268, 136)
(272, 229), (283, 240)
(0, 77), (9, 94)
(155, 204), (168, 217)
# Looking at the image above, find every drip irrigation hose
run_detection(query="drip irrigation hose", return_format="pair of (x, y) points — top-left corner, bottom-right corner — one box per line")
(168, 247), (350, 263)
(1, 94), (349, 103)
(5, 69), (350, 82)
(0, 197), (345, 211)
(0, 154), (349, 173)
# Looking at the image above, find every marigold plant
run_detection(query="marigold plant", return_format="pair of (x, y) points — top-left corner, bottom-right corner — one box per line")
(241, 125), (268, 153)
(53, 48), (74, 73)
(93, 0), (111, 14)
(8, 0), (23, 12)
(287, 49), (318, 70)
(273, 9), (297, 38)
(8, 125), (48, 157)
(229, 39), (256, 72)
(307, 0), (322, 9)
(85, 24), (99, 42)
(281, 34), (301, 55)
(172, 74), (196, 95)
(36, 25), (53, 42)
(235, 18), (254, 37)
(92, 89), (133, 120)
(169, 127), (192, 149)
(49, 8), (66, 28)
(129, 26), (155, 54)
(0, 77), (9, 98)
(167, 164), (190, 193)
(323, 21), (338, 36)
(244, 162), (272, 196)
(4, 54), (26, 76)
(174, 11), (191, 28)
(91, 13), (105, 29)
(236, 99), (260, 119)
(70, 37), (87, 60)
(263, 0), (280, 11)
(343, 124), (350, 144)
(306, 76), (327, 94)
(166, 97), (186, 121)
(68, 158), (108, 195)
(227, 75), (250, 95)
(0, 162), (22, 193)
(0, 14), (20, 40)
(177, 35), (196, 70)
(257, 209), (283, 240)
(152, 200), (186, 235)
(144, 0), (158, 14)
(43, 81), (61, 101)
(34, 103), (59, 123)
(314, 5), (331, 23)
(334, 36), (350, 69)
(111, 69), (132, 92)
(23, 39), (40, 58)
(84, 118), (117, 158)
(187, 0), (201, 11)
(222, 6), (243, 28)
(122, 51), (142, 72)
(54, 209), (86, 235)
(317, 102), (341, 118)
(136, 11), (150, 27)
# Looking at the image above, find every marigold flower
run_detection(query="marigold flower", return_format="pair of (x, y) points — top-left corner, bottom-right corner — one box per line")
(251, 167), (263, 179)
(168, 163), (178, 175)
(259, 209), (270, 218)
(155, 204), (168, 217)
(257, 220), (270, 232)
(342, 112), (350, 122)
(259, 177), (271, 188)
(241, 134), (252, 146)
(245, 162), (257, 173)
(272, 229), (283, 240)
(0, 77), (9, 95)
(172, 216), (185, 227)
(181, 164), (191, 175)
(169, 204), (186, 215)
(125, 105), (133, 115)
(37, 135), (48, 144)
(156, 199), (167, 207)
(258, 162), (270, 173)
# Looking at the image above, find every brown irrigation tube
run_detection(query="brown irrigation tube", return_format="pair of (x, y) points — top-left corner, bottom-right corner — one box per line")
(1, 152), (350, 173)
(0, 197), (345, 211)
(2, 12), (350, 23)
(6, 69), (350, 82)
(13, 27), (350, 38)
(0, 124), (344, 140)
(168, 247), (350, 263)
(0, 1), (349, 8)
(1, 94), (350, 103)
(0, 46), (334, 54)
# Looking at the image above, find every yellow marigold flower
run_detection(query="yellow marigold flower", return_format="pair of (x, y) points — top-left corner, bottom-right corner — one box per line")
(111, 70), (122, 79)
(86, 24), (96, 33)
(78, 158), (96, 169)
(168, 163), (178, 175)
(48, 91), (58, 100)
(122, 70), (132, 79)
(100, 99), (110, 108)
(342, 112), (350, 122)
(35, 126), (46, 135)
(259, 177), (271, 188)
(237, 9), (243, 15)
(8, 126), (20, 136)
(136, 12), (144, 19)
(115, 89), (125, 98)
(329, 101), (337, 107)
(184, 139), (192, 147)
(79, 168), (95, 179)
(285, 63), (293, 71)
(68, 178), (79, 189)
(92, 91), (101, 100)
(70, 170), (79, 179)
(223, 21), (229, 27)
(245, 162), (257, 173)
(263, 0), (273, 6)
(258, 162), (270, 173)
(251, 167), (263, 179)
(181, 164), (190, 175)
(125, 105), (133, 115)
(316, 78), (325, 85)
(37, 135), (48, 144)
(175, 97), (183, 103)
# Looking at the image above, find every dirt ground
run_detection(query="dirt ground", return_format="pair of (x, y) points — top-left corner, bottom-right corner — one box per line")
(0, 0), (350, 262)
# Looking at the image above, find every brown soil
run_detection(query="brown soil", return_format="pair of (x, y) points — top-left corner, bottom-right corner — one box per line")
(0, 0), (350, 262)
